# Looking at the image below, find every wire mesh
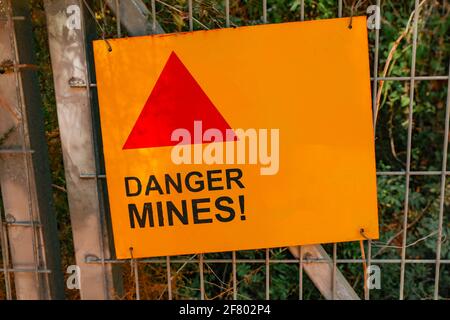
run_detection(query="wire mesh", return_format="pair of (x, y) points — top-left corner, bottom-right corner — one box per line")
(0, 0), (448, 300)
(0, 0), (53, 300)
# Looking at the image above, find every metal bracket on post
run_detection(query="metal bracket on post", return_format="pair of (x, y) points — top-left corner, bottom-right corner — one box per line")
(0, 59), (39, 74)
(68, 76), (87, 88)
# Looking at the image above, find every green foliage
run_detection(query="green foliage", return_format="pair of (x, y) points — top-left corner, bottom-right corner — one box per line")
(370, 0), (449, 300)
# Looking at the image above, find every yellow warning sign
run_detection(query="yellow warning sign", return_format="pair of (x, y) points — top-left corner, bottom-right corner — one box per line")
(94, 17), (379, 259)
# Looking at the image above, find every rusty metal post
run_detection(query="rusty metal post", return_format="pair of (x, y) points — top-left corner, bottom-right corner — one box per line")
(0, 0), (64, 299)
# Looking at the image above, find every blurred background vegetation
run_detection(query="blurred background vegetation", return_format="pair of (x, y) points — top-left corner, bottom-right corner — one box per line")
(2, 0), (447, 299)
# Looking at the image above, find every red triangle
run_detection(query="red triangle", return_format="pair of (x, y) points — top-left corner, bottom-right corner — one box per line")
(123, 51), (234, 149)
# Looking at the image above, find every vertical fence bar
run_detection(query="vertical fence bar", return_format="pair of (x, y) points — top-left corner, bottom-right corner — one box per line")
(332, 244), (337, 300)
(300, 0), (304, 21)
(366, 240), (371, 300)
(434, 62), (450, 299)
(332, 0), (342, 301)
(262, 0), (267, 23)
(298, 246), (303, 300)
(44, 0), (118, 299)
(115, 0), (121, 37)
(199, 254), (205, 299)
(151, 0), (157, 33)
(372, 0), (380, 127)
(232, 251), (237, 300)
(100, 0), (106, 38)
(225, 0), (230, 27)
(166, 256), (172, 300)
(298, 4), (305, 300)
(360, 240), (369, 300)
(188, 0), (193, 31)
(223, 15), (230, 267)
(132, 260), (140, 300)
(368, 0), (381, 301)
(129, 248), (139, 300)
(399, 0), (420, 300)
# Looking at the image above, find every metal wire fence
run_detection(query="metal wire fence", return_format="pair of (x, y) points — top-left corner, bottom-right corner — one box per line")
(81, 0), (450, 300)
(0, 0), (449, 300)
(0, 0), (61, 300)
